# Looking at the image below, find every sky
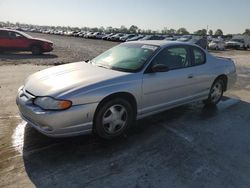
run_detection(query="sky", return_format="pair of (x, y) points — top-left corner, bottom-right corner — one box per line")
(0, 0), (250, 34)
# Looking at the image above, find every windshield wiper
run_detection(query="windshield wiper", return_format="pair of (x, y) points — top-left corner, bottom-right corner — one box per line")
(95, 64), (110, 69)
(110, 66), (133, 73)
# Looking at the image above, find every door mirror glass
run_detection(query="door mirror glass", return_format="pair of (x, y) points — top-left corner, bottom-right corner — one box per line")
(151, 64), (169, 72)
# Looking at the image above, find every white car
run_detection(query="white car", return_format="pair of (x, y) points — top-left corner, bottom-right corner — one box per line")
(209, 41), (225, 50)
(226, 35), (250, 50)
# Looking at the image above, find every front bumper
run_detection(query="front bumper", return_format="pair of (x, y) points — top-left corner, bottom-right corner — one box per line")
(42, 43), (54, 52)
(16, 88), (98, 137)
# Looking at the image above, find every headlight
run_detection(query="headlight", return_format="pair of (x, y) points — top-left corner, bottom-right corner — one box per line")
(18, 85), (24, 92)
(34, 97), (72, 110)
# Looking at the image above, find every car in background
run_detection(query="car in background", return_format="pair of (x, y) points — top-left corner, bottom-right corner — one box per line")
(78, 31), (87, 37)
(90, 32), (105, 39)
(109, 33), (125, 41)
(73, 31), (82, 37)
(126, 35), (145, 41)
(140, 35), (165, 40)
(102, 33), (114, 40)
(84, 32), (94, 38)
(16, 41), (236, 139)
(225, 35), (250, 50)
(0, 28), (53, 55)
(119, 34), (137, 42)
(208, 40), (225, 50)
(177, 35), (208, 50)
(164, 35), (180, 41)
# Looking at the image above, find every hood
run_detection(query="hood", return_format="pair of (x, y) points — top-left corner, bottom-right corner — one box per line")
(24, 62), (129, 97)
(32, 37), (53, 44)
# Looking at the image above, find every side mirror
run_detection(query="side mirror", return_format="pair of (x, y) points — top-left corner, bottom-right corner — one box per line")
(151, 64), (169, 73)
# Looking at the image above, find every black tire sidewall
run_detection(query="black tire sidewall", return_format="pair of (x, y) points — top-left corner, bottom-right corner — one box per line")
(94, 98), (135, 139)
(31, 46), (41, 55)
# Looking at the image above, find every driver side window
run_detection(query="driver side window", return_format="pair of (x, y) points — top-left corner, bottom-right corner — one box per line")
(8, 32), (22, 39)
(152, 46), (190, 70)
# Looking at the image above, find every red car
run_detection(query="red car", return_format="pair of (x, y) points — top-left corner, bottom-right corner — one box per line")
(0, 28), (53, 55)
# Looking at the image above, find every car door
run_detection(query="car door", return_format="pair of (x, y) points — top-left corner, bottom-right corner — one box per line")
(0, 30), (10, 49)
(7, 31), (29, 50)
(187, 46), (212, 97)
(141, 45), (203, 115)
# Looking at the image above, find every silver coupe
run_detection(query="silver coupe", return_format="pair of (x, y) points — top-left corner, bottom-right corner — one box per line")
(16, 41), (237, 139)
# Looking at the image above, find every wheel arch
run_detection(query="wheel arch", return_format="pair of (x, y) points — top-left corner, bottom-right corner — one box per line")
(93, 92), (138, 120)
(29, 41), (43, 50)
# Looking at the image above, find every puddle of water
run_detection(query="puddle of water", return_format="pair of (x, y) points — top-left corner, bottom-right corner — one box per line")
(11, 121), (27, 155)
(217, 98), (240, 111)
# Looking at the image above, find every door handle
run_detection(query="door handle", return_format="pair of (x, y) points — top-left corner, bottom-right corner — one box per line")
(188, 74), (194, 79)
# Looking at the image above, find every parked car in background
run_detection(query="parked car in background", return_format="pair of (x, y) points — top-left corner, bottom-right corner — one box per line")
(225, 35), (250, 50)
(0, 28), (53, 54)
(109, 33), (125, 41)
(126, 35), (145, 41)
(140, 35), (165, 40)
(177, 35), (207, 50)
(16, 41), (236, 139)
(119, 34), (137, 42)
(164, 37), (176, 41)
(209, 40), (225, 50)
(164, 35), (180, 41)
(102, 33), (114, 40)
(84, 32), (94, 38)
(92, 32), (105, 39)
(73, 31), (82, 37)
(78, 31), (86, 37)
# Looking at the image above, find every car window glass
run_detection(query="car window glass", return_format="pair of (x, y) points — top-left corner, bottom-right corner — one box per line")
(0, 31), (9, 38)
(193, 48), (205, 65)
(152, 47), (190, 70)
(9, 32), (23, 38)
(91, 43), (158, 72)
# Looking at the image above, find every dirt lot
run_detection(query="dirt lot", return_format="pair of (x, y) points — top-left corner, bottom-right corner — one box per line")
(0, 32), (118, 66)
(0, 33), (250, 188)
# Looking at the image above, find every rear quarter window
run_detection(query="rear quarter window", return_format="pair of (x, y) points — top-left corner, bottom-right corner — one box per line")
(192, 47), (206, 65)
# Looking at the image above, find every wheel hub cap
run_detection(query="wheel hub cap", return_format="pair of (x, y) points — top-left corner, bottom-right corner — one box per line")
(102, 105), (127, 134)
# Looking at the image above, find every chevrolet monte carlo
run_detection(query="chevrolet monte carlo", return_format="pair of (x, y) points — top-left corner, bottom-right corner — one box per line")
(16, 41), (237, 139)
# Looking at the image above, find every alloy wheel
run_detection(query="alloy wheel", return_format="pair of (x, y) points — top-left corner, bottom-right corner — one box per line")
(102, 104), (128, 134)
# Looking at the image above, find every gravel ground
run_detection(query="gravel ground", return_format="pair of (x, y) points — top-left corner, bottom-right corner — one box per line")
(0, 33), (250, 188)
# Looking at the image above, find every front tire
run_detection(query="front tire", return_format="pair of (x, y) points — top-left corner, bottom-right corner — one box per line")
(31, 46), (42, 55)
(205, 79), (224, 105)
(94, 98), (135, 139)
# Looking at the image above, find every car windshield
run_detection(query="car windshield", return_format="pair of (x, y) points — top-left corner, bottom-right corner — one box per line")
(16, 31), (33, 38)
(91, 43), (159, 72)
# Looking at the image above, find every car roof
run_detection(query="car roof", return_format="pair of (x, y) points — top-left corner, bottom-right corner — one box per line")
(0, 28), (17, 32)
(126, 40), (199, 48)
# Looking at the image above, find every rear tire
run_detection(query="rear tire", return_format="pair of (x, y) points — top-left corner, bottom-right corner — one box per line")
(31, 46), (42, 55)
(204, 79), (224, 105)
(94, 98), (135, 139)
